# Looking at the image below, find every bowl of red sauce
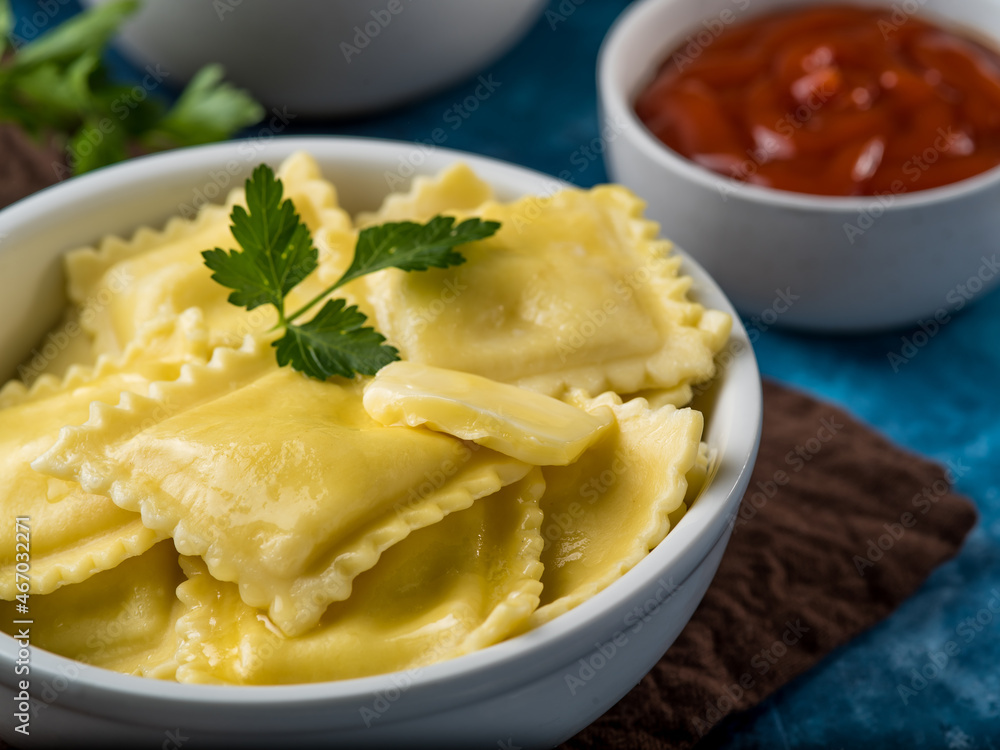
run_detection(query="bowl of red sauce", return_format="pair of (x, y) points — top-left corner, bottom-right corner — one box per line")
(599, 0), (1000, 331)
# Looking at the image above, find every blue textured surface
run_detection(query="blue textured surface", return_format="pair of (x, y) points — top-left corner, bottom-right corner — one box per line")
(9, 0), (999, 746)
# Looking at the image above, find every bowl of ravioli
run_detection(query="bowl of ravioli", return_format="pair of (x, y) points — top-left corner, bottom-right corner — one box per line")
(0, 138), (761, 748)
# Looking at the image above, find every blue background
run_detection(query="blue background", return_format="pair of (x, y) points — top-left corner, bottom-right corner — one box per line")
(9, 1), (999, 747)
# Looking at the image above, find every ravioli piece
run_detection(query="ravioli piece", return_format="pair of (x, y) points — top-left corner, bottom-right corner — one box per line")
(684, 441), (716, 506)
(175, 470), (545, 684)
(64, 152), (357, 357)
(1, 307), (209, 412)
(356, 163), (495, 226)
(528, 392), (703, 628)
(668, 502), (689, 530)
(12, 308), (97, 385)
(364, 361), (614, 465)
(0, 540), (183, 678)
(0, 333), (208, 598)
(37, 353), (532, 637)
(366, 184), (732, 399)
(627, 383), (697, 409)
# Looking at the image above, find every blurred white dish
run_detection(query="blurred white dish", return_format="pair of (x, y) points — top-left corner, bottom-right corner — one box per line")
(0, 137), (761, 748)
(80, 0), (546, 117)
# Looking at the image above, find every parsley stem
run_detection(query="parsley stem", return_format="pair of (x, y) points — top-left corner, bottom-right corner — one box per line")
(284, 277), (347, 325)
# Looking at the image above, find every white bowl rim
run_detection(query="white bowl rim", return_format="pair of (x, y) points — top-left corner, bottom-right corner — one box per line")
(0, 136), (762, 716)
(598, 0), (1000, 213)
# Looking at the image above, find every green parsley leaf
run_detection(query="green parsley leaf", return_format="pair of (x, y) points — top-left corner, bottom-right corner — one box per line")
(0, 1), (13, 59)
(337, 216), (498, 288)
(69, 114), (127, 174)
(274, 299), (399, 380)
(13, 51), (98, 122)
(202, 164), (317, 313)
(0, 0), (262, 174)
(149, 64), (265, 149)
(285, 215), (499, 325)
(11, 0), (137, 70)
(203, 165), (501, 380)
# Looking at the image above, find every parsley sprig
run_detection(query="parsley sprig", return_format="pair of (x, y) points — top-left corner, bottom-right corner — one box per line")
(0, 0), (263, 174)
(203, 164), (500, 380)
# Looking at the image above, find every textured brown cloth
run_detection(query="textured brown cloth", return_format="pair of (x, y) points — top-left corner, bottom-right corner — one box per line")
(562, 380), (978, 750)
(0, 123), (66, 209)
(0, 131), (979, 750)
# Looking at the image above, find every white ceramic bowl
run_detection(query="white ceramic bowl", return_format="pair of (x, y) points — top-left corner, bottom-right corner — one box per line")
(80, 0), (546, 118)
(599, 0), (1000, 332)
(0, 137), (761, 748)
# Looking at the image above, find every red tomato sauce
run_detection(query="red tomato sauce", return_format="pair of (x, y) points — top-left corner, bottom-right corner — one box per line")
(635, 4), (1000, 196)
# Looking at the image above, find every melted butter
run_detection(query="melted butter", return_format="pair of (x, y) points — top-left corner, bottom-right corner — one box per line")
(363, 361), (613, 465)
(0, 360), (185, 598)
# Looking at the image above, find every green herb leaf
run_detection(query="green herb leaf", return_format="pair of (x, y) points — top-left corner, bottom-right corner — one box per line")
(0, 1), (262, 175)
(68, 114), (127, 173)
(13, 51), (98, 120)
(274, 299), (399, 380)
(204, 165), (499, 380)
(284, 215), (498, 325)
(11, 0), (137, 69)
(202, 164), (317, 313)
(0, 1), (13, 59)
(337, 216), (497, 288)
(150, 64), (264, 148)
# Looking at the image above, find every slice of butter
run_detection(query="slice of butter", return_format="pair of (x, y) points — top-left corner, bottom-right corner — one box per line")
(363, 361), (613, 466)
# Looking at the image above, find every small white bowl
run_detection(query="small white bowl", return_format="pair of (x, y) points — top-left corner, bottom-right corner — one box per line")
(0, 137), (761, 748)
(80, 0), (546, 118)
(599, 0), (1000, 332)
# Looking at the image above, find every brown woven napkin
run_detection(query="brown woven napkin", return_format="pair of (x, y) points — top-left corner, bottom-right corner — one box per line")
(562, 380), (978, 749)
